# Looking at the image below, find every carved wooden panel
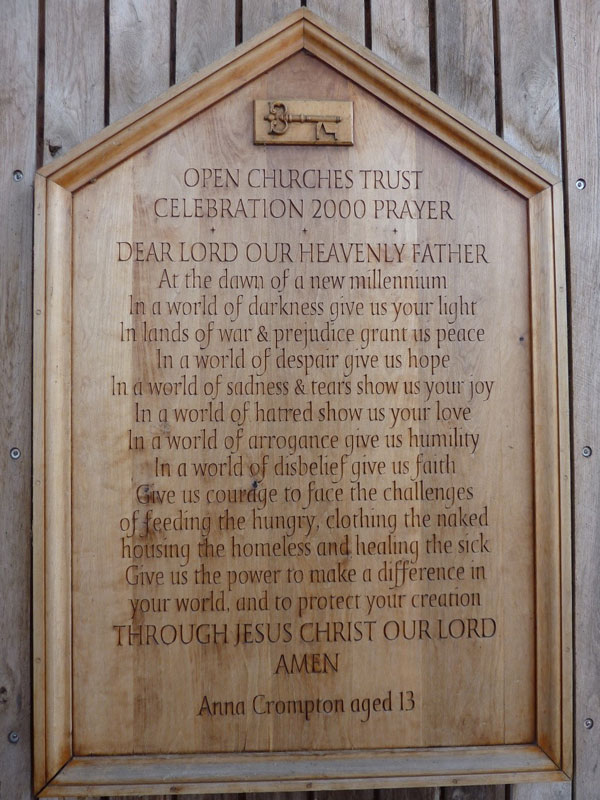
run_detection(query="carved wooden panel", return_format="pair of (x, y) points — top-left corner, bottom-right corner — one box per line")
(33, 10), (570, 796)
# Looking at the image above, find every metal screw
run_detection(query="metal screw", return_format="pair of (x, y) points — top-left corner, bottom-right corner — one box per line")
(8, 731), (19, 744)
(12, 170), (23, 182)
(582, 446), (593, 458)
(576, 178), (586, 190)
(9, 447), (21, 460)
(584, 718), (594, 729)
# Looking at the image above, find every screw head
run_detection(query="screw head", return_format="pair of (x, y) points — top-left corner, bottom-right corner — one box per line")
(8, 731), (19, 743)
(576, 178), (586, 190)
(9, 447), (21, 460)
(582, 446), (593, 458)
(12, 170), (24, 182)
(584, 717), (594, 729)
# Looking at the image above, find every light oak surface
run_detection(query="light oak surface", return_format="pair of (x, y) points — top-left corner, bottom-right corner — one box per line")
(1, 0), (591, 798)
(34, 12), (568, 796)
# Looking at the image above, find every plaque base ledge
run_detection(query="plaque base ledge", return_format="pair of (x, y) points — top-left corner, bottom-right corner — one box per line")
(38, 744), (569, 797)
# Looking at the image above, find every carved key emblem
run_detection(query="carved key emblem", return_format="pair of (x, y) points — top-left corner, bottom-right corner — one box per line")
(264, 101), (342, 140)
(254, 100), (353, 145)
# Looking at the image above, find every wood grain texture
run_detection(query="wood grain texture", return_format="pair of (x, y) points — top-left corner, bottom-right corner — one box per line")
(185, 795), (241, 800)
(40, 11), (555, 198)
(381, 788), (440, 799)
(318, 791), (375, 800)
(65, 49), (537, 757)
(42, 182), (73, 785)
(33, 174), (48, 795)
(511, 781), (571, 798)
(243, 0), (300, 41)
(35, 32), (568, 795)
(246, 793), (308, 800)
(552, 181), (573, 779)
(40, 793), (176, 800)
(176, 0), (236, 82)
(43, 0), (104, 164)
(109, 0), (170, 122)
(300, 13), (554, 196)
(497, 0), (561, 177)
(0, 2), (589, 798)
(370, 0), (430, 87)
(435, 0), (495, 132)
(0, 1), (37, 797)
(445, 788), (504, 799)
(560, 0), (600, 797)
(529, 189), (563, 766)
(306, 0), (365, 44)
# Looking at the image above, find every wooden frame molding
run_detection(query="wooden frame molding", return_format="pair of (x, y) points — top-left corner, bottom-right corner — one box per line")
(34, 8), (571, 795)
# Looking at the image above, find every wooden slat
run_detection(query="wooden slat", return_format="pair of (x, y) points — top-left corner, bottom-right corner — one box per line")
(560, 0), (600, 797)
(186, 794), (241, 800)
(435, 0), (495, 131)
(381, 788), (440, 798)
(109, 0), (170, 122)
(301, 13), (554, 196)
(176, 0), (236, 82)
(511, 782), (572, 798)
(43, 0), (104, 164)
(0, 0), (37, 796)
(370, 0), (430, 86)
(246, 793), (308, 800)
(42, 12), (305, 191)
(497, 0), (561, 176)
(306, 0), (365, 44)
(318, 789), (375, 800)
(445, 788), (504, 799)
(433, 5), (502, 800)
(552, 182), (573, 780)
(243, 0), (300, 41)
(33, 173), (48, 795)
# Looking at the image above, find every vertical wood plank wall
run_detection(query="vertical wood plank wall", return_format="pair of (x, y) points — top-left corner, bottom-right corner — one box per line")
(0, 0), (596, 797)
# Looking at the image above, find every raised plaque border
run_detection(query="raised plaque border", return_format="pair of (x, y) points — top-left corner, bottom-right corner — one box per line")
(33, 8), (572, 795)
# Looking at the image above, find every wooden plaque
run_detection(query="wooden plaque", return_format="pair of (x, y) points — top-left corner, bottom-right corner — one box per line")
(33, 10), (571, 796)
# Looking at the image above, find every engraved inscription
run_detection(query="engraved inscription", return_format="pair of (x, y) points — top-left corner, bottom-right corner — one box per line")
(72, 69), (535, 756)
